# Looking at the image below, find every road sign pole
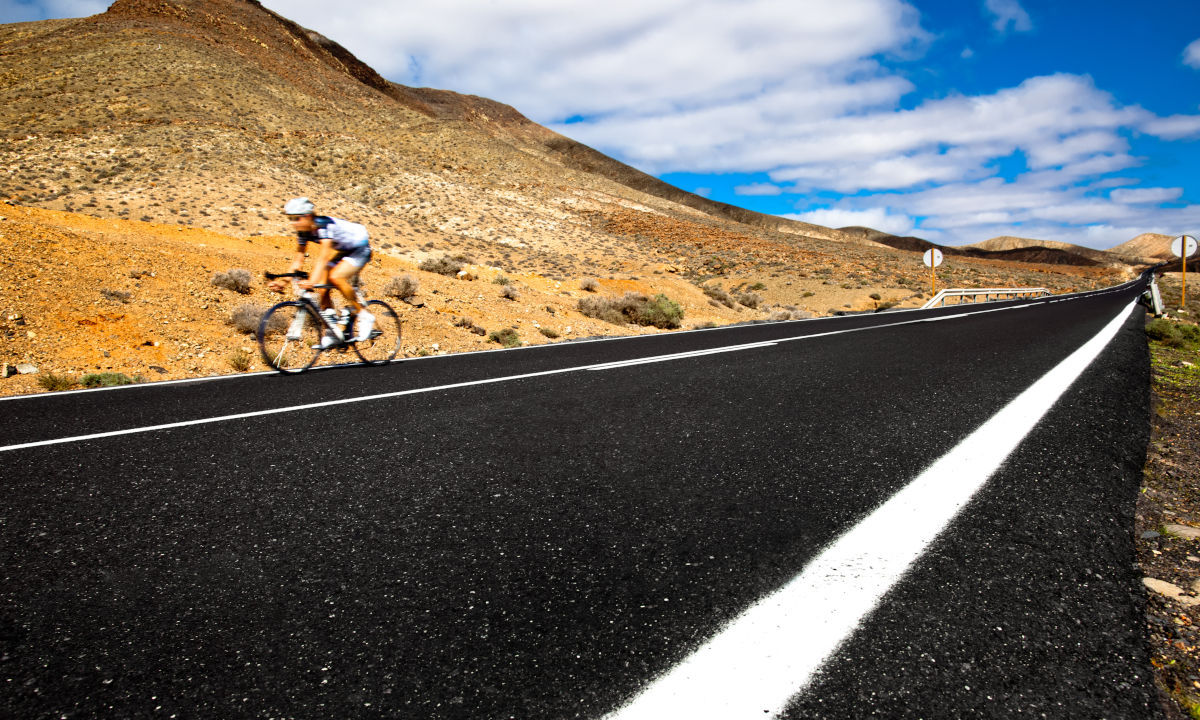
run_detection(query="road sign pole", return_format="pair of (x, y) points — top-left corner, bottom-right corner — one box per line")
(923, 248), (943, 297)
(1173, 236), (1197, 311)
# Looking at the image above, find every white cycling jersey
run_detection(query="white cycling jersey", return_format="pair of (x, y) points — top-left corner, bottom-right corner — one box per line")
(298, 216), (370, 252)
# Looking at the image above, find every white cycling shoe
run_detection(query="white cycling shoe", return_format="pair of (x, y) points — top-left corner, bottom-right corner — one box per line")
(313, 332), (338, 350)
(353, 310), (376, 342)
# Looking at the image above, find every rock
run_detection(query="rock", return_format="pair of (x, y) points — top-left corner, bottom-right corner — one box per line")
(1143, 577), (1200, 606)
(456, 270), (476, 281)
(1142, 530), (1162, 540)
(1165, 524), (1200, 540)
(15, 363), (38, 374)
(1, 364), (14, 378)
(149, 365), (167, 374)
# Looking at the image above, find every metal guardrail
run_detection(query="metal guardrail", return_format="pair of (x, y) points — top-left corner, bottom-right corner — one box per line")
(921, 287), (1050, 309)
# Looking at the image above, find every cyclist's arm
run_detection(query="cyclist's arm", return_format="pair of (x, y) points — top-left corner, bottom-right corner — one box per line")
(308, 239), (337, 285)
(286, 245), (306, 274)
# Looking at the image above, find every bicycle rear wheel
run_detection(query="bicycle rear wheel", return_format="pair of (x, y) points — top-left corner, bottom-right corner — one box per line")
(258, 301), (324, 373)
(354, 299), (402, 365)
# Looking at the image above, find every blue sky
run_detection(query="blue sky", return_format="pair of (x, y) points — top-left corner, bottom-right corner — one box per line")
(4, 0), (1200, 249)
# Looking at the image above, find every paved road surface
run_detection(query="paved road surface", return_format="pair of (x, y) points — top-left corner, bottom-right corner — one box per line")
(0, 277), (1159, 718)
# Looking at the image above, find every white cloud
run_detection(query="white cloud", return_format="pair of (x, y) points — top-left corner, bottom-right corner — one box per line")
(787, 207), (916, 236)
(1111, 187), (1184, 204)
(263, 0), (924, 122)
(1185, 38), (1200, 69)
(1142, 114), (1200, 140)
(984, 0), (1032, 34)
(735, 183), (786, 196)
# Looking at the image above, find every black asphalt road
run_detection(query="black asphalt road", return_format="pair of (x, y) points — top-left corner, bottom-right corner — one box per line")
(0, 277), (1159, 719)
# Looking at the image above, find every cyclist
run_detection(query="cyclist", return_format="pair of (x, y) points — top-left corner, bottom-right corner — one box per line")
(278, 197), (374, 347)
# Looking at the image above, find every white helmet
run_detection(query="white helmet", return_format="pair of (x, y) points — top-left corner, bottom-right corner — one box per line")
(284, 197), (314, 216)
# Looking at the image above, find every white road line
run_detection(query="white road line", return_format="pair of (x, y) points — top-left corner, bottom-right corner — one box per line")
(604, 300), (1138, 720)
(587, 342), (778, 370)
(0, 298), (1131, 454)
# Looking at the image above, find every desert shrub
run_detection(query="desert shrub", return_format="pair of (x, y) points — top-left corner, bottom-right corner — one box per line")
(538, 327), (560, 339)
(736, 292), (762, 309)
(37, 373), (76, 391)
(228, 304), (267, 334)
(578, 292), (683, 329)
(701, 284), (736, 308)
(419, 254), (472, 276)
(748, 282), (767, 291)
(580, 278), (599, 292)
(454, 316), (487, 335)
(489, 327), (521, 348)
(869, 292), (882, 301)
(383, 274), (419, 300)
(101, 289), (132, 303)
(493, 275), (511, 285)
(768, 310), (793, 322)
(1147, 318), (1200, 350)
(212, 268), (252, 294)
(631, 294), (684, 329)
(578, 294), (632, 325)
(81, 372), (138, 388)
(228, 349), (253, 372)
(500, 285), (519, 300)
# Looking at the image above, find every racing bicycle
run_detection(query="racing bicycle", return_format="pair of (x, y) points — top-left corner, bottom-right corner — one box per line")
(257, 271), (402, 373)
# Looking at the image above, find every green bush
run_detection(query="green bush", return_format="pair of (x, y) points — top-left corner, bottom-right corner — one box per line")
(1147, 318), (1200, 350)
(81, 372), (140, 388)
(488, 327), (521, 348)
(632, 294), (684, 328)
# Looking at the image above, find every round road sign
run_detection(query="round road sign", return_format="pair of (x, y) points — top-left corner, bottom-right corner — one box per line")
(1172, 235), (1198, 258)
(923, 248), (944, 268)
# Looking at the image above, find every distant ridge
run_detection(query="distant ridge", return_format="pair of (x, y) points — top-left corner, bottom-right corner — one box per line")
(964, 236), (1117, 266)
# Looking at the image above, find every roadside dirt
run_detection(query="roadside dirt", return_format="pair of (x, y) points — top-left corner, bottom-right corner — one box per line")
(1137, 275), (1200, 720)
(0, 201), (1121, 397)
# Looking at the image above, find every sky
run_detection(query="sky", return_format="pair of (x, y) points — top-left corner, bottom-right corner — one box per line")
(4, 0), (1200, 249)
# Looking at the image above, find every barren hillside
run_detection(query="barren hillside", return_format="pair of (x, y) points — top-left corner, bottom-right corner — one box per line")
(1111, 233), (1177, 264)
(0, 0), (1140, 394)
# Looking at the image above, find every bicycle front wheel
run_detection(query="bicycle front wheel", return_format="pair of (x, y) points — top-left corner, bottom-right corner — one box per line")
(258, 301), (323, 373)
(354, 300), (402, 365)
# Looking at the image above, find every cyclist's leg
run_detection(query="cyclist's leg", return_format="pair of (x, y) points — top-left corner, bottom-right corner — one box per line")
(329, 248), (371, 312)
